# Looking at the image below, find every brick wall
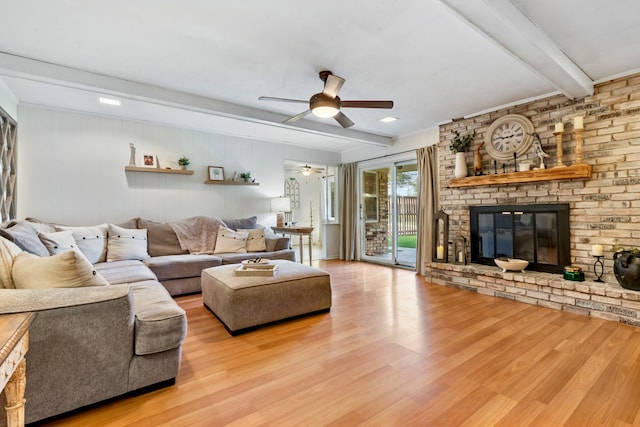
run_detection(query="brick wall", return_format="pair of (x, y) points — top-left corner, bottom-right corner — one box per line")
(425, 72), (640, 324)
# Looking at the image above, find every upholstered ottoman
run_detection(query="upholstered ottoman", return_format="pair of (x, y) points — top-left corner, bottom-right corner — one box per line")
(201, 259), (331, 334)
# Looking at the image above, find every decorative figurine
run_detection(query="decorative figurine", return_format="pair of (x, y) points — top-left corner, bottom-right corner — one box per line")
(128, 143), (136, 166)
(533, 137), (550, 169)
(473, 142), (484, 176)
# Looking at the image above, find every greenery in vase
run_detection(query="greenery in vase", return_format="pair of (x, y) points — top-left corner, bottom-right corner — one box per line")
(240, 171), (251, 179)
(450, 130), (476, 153)
(177, 155), (190, 166)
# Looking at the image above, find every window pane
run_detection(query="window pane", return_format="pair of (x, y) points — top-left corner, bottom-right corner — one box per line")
(478, 213), (494, 257)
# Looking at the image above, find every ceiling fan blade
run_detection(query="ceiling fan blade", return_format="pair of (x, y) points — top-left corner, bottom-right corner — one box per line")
(340, 100), (394, 109)
(323, 74), (345, 98)
(259, 96), (308, 104)
(334, 111), (354, 128)
(283, 110), (311, 124)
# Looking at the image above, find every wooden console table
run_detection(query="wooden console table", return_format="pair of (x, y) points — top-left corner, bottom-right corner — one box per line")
(0, 313), (36, 427)
(271, 226), (314, 265)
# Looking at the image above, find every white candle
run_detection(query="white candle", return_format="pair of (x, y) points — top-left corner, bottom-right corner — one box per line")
(592, 244), (604, 256)
(574, 116), (584, 129)
(458, 251), (464, 263)
(437, 245), (444, 259)
(554, 122), (564, 133)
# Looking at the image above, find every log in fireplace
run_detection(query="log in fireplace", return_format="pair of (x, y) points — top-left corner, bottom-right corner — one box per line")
(469, 203), (570, 274)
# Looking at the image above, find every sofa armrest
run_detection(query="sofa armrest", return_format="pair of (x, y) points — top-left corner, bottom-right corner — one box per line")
(0, 284), (131, 314)
(266, 236), (290, 252)
(0, 284), (136, 424)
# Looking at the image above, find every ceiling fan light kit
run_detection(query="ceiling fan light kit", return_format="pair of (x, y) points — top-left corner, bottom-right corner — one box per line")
(259, 70), (394, 128)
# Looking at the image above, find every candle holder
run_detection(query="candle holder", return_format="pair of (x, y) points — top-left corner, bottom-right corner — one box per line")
(593, 255), (604, 282)
(575, 127), (584, 164)
(553, 131), (566, 167)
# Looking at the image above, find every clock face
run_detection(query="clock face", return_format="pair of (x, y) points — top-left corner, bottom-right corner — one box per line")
(484, 114), (535, 160)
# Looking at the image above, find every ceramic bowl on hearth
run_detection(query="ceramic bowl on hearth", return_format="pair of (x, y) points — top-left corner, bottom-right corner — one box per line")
(494, 258), (529, 273)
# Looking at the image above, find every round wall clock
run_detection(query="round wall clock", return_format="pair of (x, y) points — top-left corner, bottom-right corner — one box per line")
(484, 114), (535, 161)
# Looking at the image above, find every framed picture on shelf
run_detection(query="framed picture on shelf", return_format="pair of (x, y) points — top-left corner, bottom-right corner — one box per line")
(143, 155), (155, 166)
(208, 166), (225, 181)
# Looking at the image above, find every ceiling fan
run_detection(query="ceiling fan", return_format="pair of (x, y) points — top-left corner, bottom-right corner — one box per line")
(298, 164), (325, 176)
(259, 71), (394, 128)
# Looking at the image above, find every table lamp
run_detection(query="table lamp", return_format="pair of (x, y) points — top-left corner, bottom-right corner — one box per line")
(270, 197), (291, 227)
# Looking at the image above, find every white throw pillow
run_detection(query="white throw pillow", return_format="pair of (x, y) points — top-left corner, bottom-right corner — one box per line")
(56, 224), (108, 264)
(214, 226), (248, 254)
(239, 228), (267, 252)
(107, 224), (150, 262)
(12, 251), (109, 289)
(0, 238), (23, 289)
(38, 230), (79, 255)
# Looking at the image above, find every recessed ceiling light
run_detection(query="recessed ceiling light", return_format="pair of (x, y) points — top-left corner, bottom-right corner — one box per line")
(99, 97), (121, 106)
(379, 116), (397, 123)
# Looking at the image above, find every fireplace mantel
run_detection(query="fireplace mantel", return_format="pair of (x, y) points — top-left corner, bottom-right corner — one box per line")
(449, 163), (592, 188)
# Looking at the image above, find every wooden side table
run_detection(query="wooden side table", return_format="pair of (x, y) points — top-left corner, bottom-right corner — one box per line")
(271, 226), (314, 265)
(0, 313), (36, 427)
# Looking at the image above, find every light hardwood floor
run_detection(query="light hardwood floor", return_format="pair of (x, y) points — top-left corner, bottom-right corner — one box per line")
(44, 260), (640, 426)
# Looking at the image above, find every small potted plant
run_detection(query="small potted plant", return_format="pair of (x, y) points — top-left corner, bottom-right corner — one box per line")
(177, 155), (190, 171)
(450, 130), (476, 178)
(240, 171), (252, 182)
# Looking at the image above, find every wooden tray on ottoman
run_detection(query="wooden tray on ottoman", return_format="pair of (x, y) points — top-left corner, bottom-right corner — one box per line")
(234, 264), (279, 276)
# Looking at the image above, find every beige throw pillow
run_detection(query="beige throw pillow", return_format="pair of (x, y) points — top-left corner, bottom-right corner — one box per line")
(107, 224), (150, 262)
(0, 238), (23, 289)
(12, 251), (109, 289)
(56, 224), (108, 264)
(38, 230), (79, 255)
(239, 228), (267, 252)
(214, 226), (248, 254)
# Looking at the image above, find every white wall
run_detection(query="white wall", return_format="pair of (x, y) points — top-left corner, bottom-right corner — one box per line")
(0, 79), (18, 121)
(340, 127), (438, 164)
(17, 105), (340, 226)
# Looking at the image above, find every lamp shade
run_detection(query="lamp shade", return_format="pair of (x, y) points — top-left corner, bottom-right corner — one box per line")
(270, 197), (291, 213)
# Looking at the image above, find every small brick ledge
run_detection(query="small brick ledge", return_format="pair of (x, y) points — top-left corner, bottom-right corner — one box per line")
(424, 262), (640, 327)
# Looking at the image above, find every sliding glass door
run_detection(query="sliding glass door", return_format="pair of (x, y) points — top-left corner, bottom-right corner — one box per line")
(360, 159), (418, 268)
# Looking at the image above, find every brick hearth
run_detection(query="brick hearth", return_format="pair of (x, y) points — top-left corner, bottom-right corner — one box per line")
(425, 263), (640, 326)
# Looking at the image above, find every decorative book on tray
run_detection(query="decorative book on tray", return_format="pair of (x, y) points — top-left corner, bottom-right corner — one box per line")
(235, 259), (278, 276)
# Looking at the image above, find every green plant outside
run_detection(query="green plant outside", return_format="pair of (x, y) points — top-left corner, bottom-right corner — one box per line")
(390, 235), (417, 248)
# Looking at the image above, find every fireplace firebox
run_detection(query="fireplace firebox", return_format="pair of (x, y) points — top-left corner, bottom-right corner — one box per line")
(469, 203), (570, 274)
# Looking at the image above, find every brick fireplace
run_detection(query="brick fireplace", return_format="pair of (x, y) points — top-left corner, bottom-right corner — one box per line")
(424, 72), (640, 325)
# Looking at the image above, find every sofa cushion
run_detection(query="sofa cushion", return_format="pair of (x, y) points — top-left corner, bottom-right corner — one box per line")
(222, 216), (258, 231)
(214, 226), (247, 254)
(38, 230), (80, 255)
(107, 224), (150, 262)
(143, 254), (222, 281)
(56, 224), (108, 263)
(12, 251), (109, 289)
(0, 221), (50, 257)
(138, 218), (188, 257)
(129, 280), (187, 355)
(239, 227), (267, 252)
(0, 237), (23, 289)
(94, 260), (157, 284)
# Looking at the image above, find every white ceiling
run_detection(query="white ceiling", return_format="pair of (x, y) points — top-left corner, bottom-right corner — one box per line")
(0, 0), (638, 153)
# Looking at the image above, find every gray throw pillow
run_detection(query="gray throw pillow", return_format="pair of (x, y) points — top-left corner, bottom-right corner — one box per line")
(138, 218), (188, 257)
(0, 221), (50, 257)
(222, 216), (258, 231)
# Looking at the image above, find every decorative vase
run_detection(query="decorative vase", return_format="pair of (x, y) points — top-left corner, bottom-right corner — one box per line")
(454, 152), (468, 178)
(613, 251), (640, 290)
(180, 165), (187, 171)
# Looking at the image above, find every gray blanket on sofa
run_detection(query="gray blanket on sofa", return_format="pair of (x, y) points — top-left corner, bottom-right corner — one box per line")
(169, 216), (225, 254)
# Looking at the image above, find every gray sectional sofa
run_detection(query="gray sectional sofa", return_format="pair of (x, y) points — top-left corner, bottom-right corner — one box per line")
(0, 216), (294, 424)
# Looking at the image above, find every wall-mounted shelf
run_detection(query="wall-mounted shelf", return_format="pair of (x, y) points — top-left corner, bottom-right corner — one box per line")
(124, 166), (194, 175)
(449, 163), (592, 188)
(204, 180), (260, 186)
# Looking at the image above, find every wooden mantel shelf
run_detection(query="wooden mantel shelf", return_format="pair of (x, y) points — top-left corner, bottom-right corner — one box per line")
(449, 163), (592, 188)
(124, 166), (194, 175)
(204, 180), (259, 186)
